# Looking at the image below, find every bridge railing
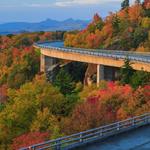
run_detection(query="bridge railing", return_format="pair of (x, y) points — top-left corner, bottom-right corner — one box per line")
(34, 41), (150, 55)
(34, 42), (150, 63)
(20, 112), (150, 150)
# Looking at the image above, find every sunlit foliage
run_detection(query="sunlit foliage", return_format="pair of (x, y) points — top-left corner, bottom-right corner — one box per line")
(64, 2), (150, 51)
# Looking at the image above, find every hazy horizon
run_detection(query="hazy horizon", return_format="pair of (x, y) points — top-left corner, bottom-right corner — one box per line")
(0, 0), (138, 23)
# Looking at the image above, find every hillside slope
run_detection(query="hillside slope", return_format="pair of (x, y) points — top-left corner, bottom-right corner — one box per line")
(64, 1), (150, 52)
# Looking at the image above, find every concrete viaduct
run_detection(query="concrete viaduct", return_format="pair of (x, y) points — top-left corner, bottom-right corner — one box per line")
(34, 41), (150, 85)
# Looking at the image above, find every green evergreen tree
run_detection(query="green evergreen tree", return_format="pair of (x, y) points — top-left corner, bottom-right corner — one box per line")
(135, 0), (141, 4)
(133, 27), (148, 48)
(112, 15), (120, 34)
(120, 58), (134, 84)
(130, 70), (150, 88)
(54, 69), (75, 95)
(121, 0), (129, 10)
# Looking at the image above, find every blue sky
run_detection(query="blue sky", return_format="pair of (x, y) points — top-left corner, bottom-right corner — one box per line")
(0, 0), (136, 23)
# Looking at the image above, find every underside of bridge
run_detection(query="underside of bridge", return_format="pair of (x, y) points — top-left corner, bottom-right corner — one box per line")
(41, 55), (120, 86)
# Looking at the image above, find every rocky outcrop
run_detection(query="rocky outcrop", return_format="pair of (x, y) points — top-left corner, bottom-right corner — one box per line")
(84, 64), (97, 86)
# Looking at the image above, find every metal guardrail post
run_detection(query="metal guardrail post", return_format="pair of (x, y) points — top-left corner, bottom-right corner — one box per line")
(132, 118), (135, 126)
(148, 116), (150, 124)
(147, 114), (149, 123)
(99, 128), (103, 136)
(55, 140), (61, 150)
(117, 122), (120, 131)
(80, 132), (83, 142)
(29, 146), (34, 150)
(145, 114), (149, 124)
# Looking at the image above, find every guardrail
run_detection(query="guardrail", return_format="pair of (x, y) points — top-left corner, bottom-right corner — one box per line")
(34, 41), (150, 64)
(20, 112), (150, 150)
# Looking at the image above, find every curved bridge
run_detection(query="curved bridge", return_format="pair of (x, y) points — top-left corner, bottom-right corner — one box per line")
(34, 41), (150, 84)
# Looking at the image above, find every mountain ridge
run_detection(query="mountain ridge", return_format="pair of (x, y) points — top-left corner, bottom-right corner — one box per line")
(0, 18), (90, 34)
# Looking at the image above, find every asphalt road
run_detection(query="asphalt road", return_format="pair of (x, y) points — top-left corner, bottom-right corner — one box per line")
(75, 125), (150, 150)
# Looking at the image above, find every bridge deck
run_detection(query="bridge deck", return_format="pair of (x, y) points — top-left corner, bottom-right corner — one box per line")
(75, 125), (150, 150)
(35, 41), (150, 63)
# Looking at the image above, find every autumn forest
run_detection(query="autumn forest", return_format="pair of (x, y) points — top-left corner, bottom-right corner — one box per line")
(0, 0), (150, 149)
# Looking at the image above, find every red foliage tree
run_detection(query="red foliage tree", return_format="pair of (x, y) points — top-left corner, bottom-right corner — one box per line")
(86, 33), (97, 48)
(65, 82), (135, 133)
(66, 97), (105, 133)
(11, 132), (49, 150)
(144, 85), (150, 98)
(0, 85), (8, 103)
(12, 48), (21, 58)
(143, 0), (150, 9)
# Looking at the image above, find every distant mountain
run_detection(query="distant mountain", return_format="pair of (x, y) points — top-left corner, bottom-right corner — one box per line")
(0, 18), (90, 34)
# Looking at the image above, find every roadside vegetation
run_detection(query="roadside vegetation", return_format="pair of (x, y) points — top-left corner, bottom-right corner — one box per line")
(0, 0), (149, 149)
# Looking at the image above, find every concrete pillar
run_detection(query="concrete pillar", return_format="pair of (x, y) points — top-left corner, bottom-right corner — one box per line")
(97, 64), (104, 86)
(40, 54), (45, 72)
(40, 54), (58, 72)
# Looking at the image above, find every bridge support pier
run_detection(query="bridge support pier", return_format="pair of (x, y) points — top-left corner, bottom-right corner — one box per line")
(40, 54), (45, 72)
(97, 64), (104, 87)
(40, 54), (59, 82)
